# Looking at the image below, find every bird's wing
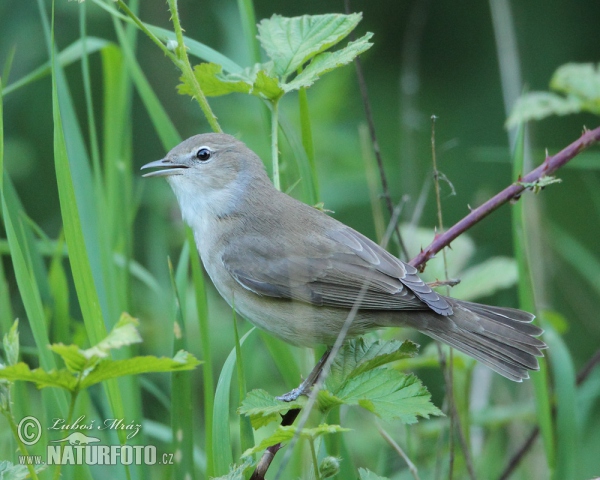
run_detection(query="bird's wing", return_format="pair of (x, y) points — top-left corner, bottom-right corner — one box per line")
(222, 225), (452, 315)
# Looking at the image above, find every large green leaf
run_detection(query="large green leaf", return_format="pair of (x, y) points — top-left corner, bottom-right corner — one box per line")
(257, 13), (363, 78)
(333, 369), (442, 423)
(286, 32), (373, 91)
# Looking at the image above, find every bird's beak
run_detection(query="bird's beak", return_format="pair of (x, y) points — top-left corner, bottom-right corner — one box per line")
(141, 158), (189, 178)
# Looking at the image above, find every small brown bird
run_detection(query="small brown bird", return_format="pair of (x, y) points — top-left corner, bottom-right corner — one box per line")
(143, 133), (546, 383)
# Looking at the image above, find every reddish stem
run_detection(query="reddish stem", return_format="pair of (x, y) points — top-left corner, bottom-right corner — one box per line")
(409, 126), (600, 269)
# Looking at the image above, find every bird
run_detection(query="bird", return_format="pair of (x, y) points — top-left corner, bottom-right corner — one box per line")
(142, 132), (546, 386)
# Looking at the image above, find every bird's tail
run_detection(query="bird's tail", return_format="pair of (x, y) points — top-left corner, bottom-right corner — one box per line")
(404, 298), (546, 381)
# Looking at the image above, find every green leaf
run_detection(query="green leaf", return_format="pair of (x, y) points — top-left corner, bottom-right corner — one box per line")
(48, 344), (90, 373)
(506, 92), (584, 126)
(0, 460), (47, 480)
(0, 363), (77, 391)
(450, 256), (518, 301)
(253, 69), (284, 100)
(0, 351), (200, 392)
(257, 13), (363, 78)
(2, 319), (19, 366)
(506, 62), (600, 126)
(79, 351), (201, 389)
(326, 338), (419, 393)
(334, 369), (442, 423)
(242, 424), (350, 457)
(180, 63), (284, 101)
(80, 312), (142, 359)
(550, 62), (600, 103)
(239, 389), (306, 429)
(211, 457), (255, 480)
(49, 313), (143, 373)
(358, 467), (391, 480)
(180, 63), (251, 97)
(285, 32), (373, 91)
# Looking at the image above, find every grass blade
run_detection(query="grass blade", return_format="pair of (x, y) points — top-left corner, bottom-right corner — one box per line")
(213, 327), (256, 476)
(544, 322), (577, 480)
(187, 227), (215, 477)
(511, 126), (554, 470)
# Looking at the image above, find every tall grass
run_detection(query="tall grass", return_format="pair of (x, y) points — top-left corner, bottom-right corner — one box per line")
(0, 1), (599, 479)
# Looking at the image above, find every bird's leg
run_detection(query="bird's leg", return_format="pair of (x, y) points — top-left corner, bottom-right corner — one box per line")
(276, 347), (332, 402)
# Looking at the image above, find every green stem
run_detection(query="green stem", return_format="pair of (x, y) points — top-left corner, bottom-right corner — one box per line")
(309, 438), (321, 480)
(166, 0), (222, 133)
(271, 99), (280, 190)
(115, 0), (177, 63)
(298, 86), (319, 201)
(3, 398), (40, 480)
(52, 391), (79, 480)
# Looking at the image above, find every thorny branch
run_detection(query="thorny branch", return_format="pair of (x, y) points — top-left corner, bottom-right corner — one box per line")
(409, 125), (600, 270)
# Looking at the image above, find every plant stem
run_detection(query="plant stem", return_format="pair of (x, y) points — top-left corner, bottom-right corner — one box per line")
(52, 391), (79, 480)
(116, 0), (177, 63)
(166, 0), (222, 133)
(309, 439), (322, 480)
(271, 99), (281, 190)
(409, 125), (600, 269)
(298, 82), (319, 200)
(3, 399), (40, 480)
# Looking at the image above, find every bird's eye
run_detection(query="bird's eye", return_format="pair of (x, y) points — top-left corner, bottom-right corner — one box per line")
(196, 147), (212, 161)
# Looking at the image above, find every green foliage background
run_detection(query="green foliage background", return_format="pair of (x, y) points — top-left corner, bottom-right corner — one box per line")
(1, 1), (600, 479)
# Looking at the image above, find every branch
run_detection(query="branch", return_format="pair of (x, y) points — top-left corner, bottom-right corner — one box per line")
(409, 126), (600, 269)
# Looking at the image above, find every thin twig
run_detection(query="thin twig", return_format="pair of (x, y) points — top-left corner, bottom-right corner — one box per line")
(498, 347), (600, 480)
(377, 423), (421, 480)
(410, 125), (600, 270)
(344, 0), (410, 260)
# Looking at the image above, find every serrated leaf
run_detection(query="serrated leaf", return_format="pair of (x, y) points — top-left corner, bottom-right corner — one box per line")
(79, 351), (201, 389)
(506, 92), (584, 127)
(2, 319), (19, 366)
(550, 63), (600, 104)
(211, 457), (255, 480)
(0, 459), (47, 480)
(242, 424), (350, 457)
(49, 343), (91, 373)
(285, 32), (373, 92)
(316, 389), (345, 413)
(326, 338), (418, 393)
(450, 256), (517, 301)
(81, 312), (142, 359)
(239, 389), (305, 429)
(179, 63), (251, 97)
(335, 369), (442, 423)
(358, 467), (390, 480)
(253, 70), (284, 100)
(180, 63), (284, 101)
(258, 13), (363, 78)
(0, 363), (77, 390)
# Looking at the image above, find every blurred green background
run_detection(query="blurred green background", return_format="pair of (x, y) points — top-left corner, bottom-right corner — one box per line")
(1, 0), (600, 479)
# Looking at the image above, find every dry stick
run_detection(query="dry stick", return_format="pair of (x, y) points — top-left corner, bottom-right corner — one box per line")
(344, 0), (410, 261)
(409, 125), (600, 270)
(498, 348), (600, 480)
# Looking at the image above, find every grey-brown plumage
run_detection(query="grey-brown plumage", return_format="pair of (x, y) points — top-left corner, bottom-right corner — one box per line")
(143, 133), (546, 382)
